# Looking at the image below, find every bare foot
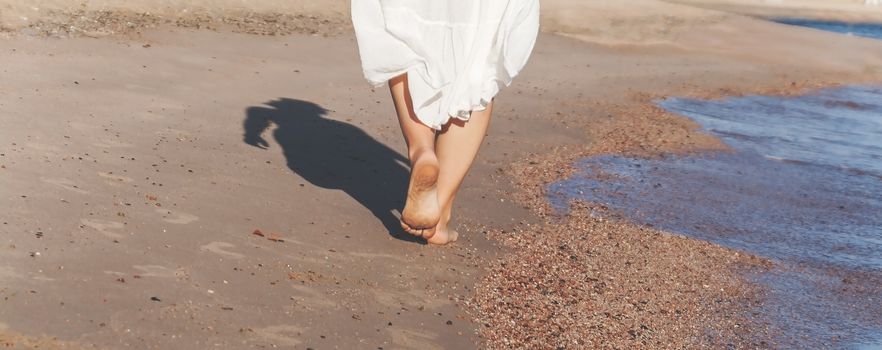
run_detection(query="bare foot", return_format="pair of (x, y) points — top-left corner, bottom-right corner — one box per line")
(405, 222), (458, 245)
(400, 151), (441, 238)
(426, 228), (458, 245)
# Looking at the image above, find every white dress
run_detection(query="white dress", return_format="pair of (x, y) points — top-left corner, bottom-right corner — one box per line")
(352, 0), (540, 130)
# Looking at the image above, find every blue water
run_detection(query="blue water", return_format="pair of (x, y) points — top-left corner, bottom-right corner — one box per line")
(774, 18), (882, 40)
(549, 85), (882, 348)
(662, 86), (882, 178)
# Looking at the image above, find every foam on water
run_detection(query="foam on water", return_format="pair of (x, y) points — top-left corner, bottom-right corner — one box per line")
(549, 85), (882, 347)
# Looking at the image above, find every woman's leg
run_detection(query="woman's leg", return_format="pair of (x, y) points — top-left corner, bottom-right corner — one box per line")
(423, 102), (493, 245)
(388, 74), (441, 237)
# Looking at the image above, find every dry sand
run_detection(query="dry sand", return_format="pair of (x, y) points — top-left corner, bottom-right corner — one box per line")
(1, 1), (881, 349)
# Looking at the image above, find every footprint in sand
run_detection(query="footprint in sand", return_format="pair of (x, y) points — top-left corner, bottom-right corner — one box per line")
(132, 265), (187, 279)
(42, 177), (89, 195)
(155, 208), (199, 224)
(98, 172), (134, 183)
(251, 325), (304, 347)
(80, 218), (124, 238)
(289, 285), (338, 310)
(388, 328), (442, 350)
(199, 242), (245, 259)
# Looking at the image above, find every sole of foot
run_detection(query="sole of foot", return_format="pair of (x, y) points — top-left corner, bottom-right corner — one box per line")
(401, 152), (441, 237)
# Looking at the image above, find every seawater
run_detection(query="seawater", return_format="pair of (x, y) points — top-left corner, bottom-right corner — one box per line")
(548, 85), (882, 348)
(774, 18), (882, 40)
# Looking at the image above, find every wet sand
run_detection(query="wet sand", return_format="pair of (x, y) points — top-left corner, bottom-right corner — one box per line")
(2, 1), (882, 349)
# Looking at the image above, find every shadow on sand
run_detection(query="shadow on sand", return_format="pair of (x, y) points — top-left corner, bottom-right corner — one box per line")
(243, 98), (419, 241)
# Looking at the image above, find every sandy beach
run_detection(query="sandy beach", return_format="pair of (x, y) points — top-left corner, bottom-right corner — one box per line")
(1, 1), (881, 349)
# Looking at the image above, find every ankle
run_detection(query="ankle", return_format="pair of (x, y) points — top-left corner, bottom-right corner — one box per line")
(436, 213), (452, 232)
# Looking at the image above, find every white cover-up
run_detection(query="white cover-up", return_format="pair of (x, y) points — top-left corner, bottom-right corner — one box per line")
(351, 0), (540, 130)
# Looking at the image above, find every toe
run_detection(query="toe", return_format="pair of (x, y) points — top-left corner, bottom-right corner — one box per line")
(402, 222), (423, 237)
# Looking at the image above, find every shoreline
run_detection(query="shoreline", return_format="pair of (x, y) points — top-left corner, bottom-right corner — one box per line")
(668, 0), (882, 23)
(464, 10), (882, 344)
(2, 1), (882, 348)
(475, 80), (881, 348)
